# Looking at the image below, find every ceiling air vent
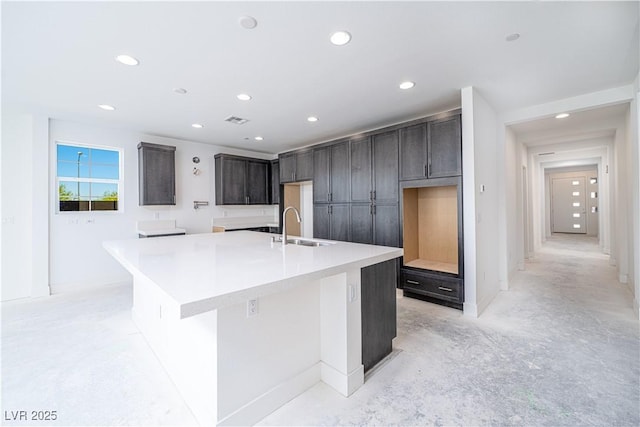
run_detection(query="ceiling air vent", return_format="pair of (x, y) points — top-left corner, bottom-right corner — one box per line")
(224, 116), (249, 125)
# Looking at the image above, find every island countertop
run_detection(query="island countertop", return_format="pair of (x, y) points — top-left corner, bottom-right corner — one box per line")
(104, 231), (403, 318)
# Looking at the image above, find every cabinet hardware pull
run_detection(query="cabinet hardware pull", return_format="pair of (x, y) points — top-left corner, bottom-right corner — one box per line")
(438, 286), (453, 292)
(424, 164), (428, 176)
(372, 191), (376, 200)
(406, 280), (420, 285)
(329, 192), (332, 202)
(328, 193), (331, 202)
(369, 190), (373, 200)
(373, 205), (376, 215)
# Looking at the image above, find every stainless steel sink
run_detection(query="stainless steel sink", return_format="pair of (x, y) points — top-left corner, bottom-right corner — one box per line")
(271, 236), (334, 247)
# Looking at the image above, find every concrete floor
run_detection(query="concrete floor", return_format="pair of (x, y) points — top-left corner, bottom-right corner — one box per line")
(2, 234), (638, 426)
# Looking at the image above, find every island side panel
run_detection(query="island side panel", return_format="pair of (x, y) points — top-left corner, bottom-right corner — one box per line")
(216, 279), (322, 426)
(320, 269), (364, 396)
(132, 275), (219, 426)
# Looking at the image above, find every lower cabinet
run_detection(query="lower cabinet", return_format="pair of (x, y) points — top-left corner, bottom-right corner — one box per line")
(350, 203), (399, 247)
(361, 259), (398, 372)
(400, 268), (463, 309)
(313, 203), (350, 241)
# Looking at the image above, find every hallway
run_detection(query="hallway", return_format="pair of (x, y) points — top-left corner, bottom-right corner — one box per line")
(1, 234), (638, 426)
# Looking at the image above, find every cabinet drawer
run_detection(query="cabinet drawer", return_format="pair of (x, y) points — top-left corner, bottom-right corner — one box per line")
(401, 270), (461, 302)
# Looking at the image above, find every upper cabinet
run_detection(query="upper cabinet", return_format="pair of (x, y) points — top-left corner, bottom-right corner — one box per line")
(270, 160), (280, 205)
(399, 113), (461, 180)
(313, 141), (350, 203)
(138, 142), (176, 206)
(351, 130), (399, 204)
(428, 115), (462, 178)
(279, 149), (313, 183)
(215, 154), (269, 205)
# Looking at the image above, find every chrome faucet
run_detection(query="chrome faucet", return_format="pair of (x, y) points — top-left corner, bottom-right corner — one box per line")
(282, 206), (302, 245)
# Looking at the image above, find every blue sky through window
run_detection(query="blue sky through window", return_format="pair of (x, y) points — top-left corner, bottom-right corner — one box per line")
(57, 144), (119, 180)
(57, 144), (120, 203)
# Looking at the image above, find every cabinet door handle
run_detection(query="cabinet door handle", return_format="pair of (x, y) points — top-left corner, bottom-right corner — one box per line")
(438, 286), (453, 292)
(424, 164), (428, 176)
(369, 190), (373, 201)
(329, 205), (333, 214)
(406, 280), (420, 285)
(372, 190), (376, 200)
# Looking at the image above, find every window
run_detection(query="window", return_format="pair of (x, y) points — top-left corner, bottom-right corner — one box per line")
(56, 143), (122, 212)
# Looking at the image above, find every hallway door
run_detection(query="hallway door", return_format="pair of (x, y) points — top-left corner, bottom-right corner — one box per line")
(551, 177), (586, 233)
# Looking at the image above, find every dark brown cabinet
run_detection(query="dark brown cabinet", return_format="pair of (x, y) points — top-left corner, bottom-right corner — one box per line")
(313, 141), (350, 203)
(270, 160), (280, 205)
(399, 114), (461, 180)
(361, 258), (398, 372)
(350, 203), (399, 247)
(313, 203), (350, 241)
(399, 124), (428, 181)
(428, 115), (462, 178)
(349, 131), (399, 247)
(214, 154), (269, 205)
(138, 142), (176, 206)
(279, 149), (313, 183)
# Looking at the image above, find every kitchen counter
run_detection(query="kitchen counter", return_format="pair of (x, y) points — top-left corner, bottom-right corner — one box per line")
(104, 231), (402, 426)
(210, 216), (278, 231)
(104, 231), (400, 318)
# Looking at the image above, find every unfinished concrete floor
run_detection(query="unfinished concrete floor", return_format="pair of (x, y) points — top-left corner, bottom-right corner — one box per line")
(2, 234), (638, 426)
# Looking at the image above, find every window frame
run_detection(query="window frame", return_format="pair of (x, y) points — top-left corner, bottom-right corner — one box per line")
(55, 140), (124, 214)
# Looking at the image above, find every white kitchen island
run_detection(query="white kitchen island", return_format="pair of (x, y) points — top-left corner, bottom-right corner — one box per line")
(103, 231), (402, 426)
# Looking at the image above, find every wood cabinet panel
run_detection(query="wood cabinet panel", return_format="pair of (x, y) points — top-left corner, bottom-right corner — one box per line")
(350, 203), (373, 244)
(428, 115), (462, 178)
(246, 160), (269, 205)
(399, 124), (427, 181)
(330, 142), (350, 203)
(350, 136), (372, 203)
(138, 142), (176, 206)
(372, 131), (399, 203)
(361, 259), (397, 371)
(313, 147), (330, 203)
(215, 154), (269, 205)
(270, 160), (280, 205)
(373, 204), (399, 247)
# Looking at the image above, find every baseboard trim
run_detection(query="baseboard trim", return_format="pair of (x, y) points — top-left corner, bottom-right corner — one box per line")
(50, 278), (132, 294)
(217, 364), (320, 426)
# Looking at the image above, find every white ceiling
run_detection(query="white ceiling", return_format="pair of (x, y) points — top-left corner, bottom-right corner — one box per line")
(2, 1), (638, 154)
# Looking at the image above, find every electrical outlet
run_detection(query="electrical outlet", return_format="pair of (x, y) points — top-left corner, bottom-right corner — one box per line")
(247, 299), (258, 317)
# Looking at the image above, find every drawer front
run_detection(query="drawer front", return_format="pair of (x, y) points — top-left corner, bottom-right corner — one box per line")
(401, 271), (462, 302)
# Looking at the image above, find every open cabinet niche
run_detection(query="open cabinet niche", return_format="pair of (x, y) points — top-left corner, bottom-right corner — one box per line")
(402, 185), (458, 274)
(400, 177), (463, 309)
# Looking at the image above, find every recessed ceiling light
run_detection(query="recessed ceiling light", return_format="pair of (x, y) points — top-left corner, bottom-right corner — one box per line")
(192, 123), (204, 128)
(239, 16), (258, 29)
(115, 54), (139, 66)
(555, 113), (570, 119)
(307, 116), (319, 122)
(330, 31), (351, 46)
(98, 104), (115, 111)
(505, 33), (520, 42)
(173, 88), (187, 94)
(254, 136), (263, 141)
(399, 81), (415, 90)
(237, 93), (252, 101)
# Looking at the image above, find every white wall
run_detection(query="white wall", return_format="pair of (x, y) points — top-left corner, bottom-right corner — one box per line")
(461, 87), (501, 317)
(2, 115), (34, 301)
(1, 114), (50, 301)
(627, 71), (639, 317)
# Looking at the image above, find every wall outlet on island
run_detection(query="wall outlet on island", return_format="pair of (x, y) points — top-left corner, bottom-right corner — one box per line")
(247, 299), (259, 317)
